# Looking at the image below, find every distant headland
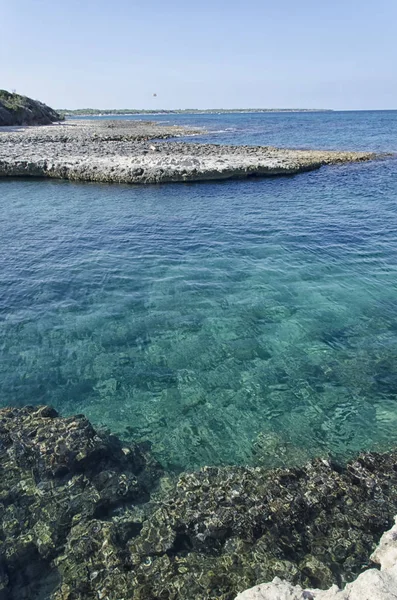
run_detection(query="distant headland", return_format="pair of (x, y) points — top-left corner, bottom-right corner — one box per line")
(0, 90), (64, 126)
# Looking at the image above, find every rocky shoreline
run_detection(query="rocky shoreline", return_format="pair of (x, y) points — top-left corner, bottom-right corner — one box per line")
(2, 405), (397, 600)
(0, 119), (379, 185)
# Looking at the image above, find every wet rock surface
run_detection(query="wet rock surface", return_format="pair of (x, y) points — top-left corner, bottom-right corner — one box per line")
(1, 406), (397, 599)
(0, 119), (379, 184)
(236, 517), (397, 600)
(0, 406), (160, 600)
(0, 407), (397, 600)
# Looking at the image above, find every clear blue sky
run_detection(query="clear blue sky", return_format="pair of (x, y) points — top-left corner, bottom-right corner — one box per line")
(2, 0), (396, 110)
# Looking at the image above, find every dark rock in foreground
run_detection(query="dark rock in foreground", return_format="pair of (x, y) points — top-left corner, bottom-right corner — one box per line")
(236, 517), (397, 599)
(1, 406), (397, 599)
(0, 90), (63, 126)
(0, 406), (160, 600)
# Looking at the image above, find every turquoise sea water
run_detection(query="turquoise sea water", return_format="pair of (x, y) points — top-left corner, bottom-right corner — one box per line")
(1, 111), (397, 470)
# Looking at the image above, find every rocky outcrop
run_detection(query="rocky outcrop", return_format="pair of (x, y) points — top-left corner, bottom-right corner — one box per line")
(0, 90), (63, 126)
(0, 405), (161, 600)
(2, 406), (397, 599)
(0, 119), (379, 184)
(235, 517), (397, 600)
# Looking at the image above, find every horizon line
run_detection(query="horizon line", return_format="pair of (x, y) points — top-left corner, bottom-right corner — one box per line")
(58, 107), (397, 113)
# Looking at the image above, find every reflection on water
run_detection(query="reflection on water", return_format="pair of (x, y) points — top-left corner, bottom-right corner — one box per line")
(1, 115), (397, 470)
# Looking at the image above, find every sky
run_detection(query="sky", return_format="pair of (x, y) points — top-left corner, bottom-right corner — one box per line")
(1, 0), (396, 110)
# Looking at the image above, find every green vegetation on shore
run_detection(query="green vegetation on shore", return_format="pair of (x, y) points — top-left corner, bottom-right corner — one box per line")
(0, 89), (64, 126)
(59, 107), (332, 116)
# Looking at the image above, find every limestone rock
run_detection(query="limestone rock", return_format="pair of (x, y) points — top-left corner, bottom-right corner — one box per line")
(0, 119), (380, 184)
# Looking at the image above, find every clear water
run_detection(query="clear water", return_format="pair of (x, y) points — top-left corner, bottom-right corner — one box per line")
(74, 109), (397, 151)
(1, 111), (397, 470)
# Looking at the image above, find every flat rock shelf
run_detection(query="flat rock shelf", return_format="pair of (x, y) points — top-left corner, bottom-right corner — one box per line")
(0, 119), (379, 184)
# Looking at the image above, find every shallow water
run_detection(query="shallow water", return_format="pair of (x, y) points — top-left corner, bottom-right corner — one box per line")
(1, 112), (397, 470)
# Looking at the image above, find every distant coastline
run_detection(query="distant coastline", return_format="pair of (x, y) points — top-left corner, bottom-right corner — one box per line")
(58, 107), (333, 117)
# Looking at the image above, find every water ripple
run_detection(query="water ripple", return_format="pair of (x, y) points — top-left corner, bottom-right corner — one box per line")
(1, 117), (397, 469)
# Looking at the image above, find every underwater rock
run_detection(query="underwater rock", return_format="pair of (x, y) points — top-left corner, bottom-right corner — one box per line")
(235, 516), (397, 600)
(127, 457), (397, 599)
(2, 406), (397, 599)
(0, 405), (160, 599)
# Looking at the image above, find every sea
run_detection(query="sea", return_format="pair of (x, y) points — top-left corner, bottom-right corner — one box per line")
(1, 110), (397, 471)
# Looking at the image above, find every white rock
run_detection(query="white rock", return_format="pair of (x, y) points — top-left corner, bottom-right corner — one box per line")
(371, 516), (397, 570)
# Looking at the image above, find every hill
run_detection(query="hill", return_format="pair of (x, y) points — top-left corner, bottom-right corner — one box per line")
(0, 90), (64, 126)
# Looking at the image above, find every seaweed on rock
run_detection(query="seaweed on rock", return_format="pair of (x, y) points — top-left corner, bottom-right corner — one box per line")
(1, 406), (397, 600)
(0, 406), (160, 599)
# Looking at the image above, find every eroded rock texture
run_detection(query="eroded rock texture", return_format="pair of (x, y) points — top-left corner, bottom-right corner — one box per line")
(235, 517), (397, 600)
(0, 119), (378, 184)
(0, 406), (160, 599)
(1, 406), (397, 600)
